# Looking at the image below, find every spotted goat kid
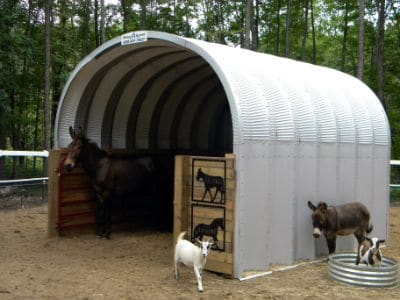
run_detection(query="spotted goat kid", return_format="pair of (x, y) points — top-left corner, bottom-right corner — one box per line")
(356, 237), (385, 267)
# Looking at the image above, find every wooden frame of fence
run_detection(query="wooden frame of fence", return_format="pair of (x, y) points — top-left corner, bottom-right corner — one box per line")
(173, 154), (236, 276)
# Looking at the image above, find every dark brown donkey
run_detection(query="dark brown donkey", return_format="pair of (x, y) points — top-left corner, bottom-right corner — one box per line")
(307, 201), (373, 254)
(64, 127), (155, 238)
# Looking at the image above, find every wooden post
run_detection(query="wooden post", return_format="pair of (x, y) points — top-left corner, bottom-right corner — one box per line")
(47, 149), (61, 237)
(173, 156), (189, 243)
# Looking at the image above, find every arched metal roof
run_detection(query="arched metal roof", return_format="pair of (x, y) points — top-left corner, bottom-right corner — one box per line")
(54, 30), (389, 152)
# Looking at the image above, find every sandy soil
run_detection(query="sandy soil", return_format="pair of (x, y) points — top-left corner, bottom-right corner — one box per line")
(0, 204), (399, 300)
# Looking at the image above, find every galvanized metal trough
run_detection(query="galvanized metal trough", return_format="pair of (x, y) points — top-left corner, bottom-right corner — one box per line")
(328, 252), (399, 288)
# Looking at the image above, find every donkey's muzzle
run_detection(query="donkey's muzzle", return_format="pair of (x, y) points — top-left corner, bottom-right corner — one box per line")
(313, 227), (321, 238)
(64, 163), (74, 172)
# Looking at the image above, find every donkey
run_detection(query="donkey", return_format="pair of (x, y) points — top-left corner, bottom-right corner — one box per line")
(64, 126), (155, 238)
(307, 201), (373, 254)
(196, 168), (225, 203)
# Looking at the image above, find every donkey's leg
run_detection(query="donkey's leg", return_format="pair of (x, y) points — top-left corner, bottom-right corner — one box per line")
(95, 195), (106, 237)
(325, 233), (337, 254)
(102, 198), (112, 239)
(354, 231), (365, 244)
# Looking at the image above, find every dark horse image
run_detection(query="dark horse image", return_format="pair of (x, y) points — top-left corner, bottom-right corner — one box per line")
(307, 201), (373, 254)
(193, 218), (225, 250)
(64, 126), (155, 238)
(196, 168), (225, 203)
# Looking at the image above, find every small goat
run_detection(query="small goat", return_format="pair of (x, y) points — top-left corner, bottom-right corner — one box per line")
(174, 231), (213, 292)
(356, 237), (385, 267)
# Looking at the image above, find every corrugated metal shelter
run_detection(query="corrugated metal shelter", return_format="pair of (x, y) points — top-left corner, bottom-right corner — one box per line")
(54, 31), (391, 278)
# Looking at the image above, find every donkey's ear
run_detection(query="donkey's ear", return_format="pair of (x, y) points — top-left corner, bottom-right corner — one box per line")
(318, 202), (328, 212)
(307, 201), (317, 211)
(76, 126), (85, 139)
(69, 126), (76, 139)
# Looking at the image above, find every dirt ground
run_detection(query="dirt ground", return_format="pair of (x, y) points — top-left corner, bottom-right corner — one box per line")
(0, 204), (399, 300)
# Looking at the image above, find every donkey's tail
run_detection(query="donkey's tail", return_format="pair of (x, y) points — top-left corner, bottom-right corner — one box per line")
(367, 224), (373, 234)
(176, 231), (186, 243)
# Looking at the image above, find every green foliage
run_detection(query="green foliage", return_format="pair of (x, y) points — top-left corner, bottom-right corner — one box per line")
(0, 0), (400, 159)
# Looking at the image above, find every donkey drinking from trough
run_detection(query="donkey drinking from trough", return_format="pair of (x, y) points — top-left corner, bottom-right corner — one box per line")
(64, 126), (155, 238)
(193, 218), (225, 250)
(307, 201), (373, 254)
(196, 168), (225, 203)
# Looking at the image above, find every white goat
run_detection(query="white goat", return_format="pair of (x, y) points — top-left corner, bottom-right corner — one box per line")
(356, 237), (385, 267)
(174, 231), (213, 292)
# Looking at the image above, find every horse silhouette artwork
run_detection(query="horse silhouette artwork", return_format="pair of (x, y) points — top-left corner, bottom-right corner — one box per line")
(193, 218), (225, 250)
(64, 126), (155, 239)
(196, 168), (225, 203)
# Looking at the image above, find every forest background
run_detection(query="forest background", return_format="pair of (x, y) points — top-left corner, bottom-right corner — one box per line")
(0, 0), (399, 179)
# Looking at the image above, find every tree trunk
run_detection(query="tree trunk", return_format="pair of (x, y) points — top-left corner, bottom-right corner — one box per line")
(252, 0), (260, 50)
(310, 0), (316, 63)
(140, 0), (147, 30)
(275, 0), (281, 55)
(82, 0), (90, 55)
(216, 0), (226, 44)
(0, 103), (6, 178)
(376, 0), (386, 109)
(301, 0), (309, 61)
(44, 0), (52, 155)
(100, 0), (106, 44)
(244, 0), (253, 49)
(285, 0), (291, 58)
(94, 0), (99, 46)
(121, 0), (128, 32)
(358, 0), (365, 80)
(341, 0), (349, 71)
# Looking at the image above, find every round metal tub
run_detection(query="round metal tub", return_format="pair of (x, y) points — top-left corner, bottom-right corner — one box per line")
(328, 252), (398, 288)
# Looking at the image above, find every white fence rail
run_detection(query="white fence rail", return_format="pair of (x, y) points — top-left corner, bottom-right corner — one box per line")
(0, 150), (49, 187)
(0, 150), (49, 158)
(390, 160), (400, 189)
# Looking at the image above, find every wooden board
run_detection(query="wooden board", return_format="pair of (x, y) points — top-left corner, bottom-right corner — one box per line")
(173, 155), (236, 276)
(47, 149), (96, 237)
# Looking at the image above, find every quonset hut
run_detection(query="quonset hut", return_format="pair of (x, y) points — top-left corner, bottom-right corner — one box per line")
(52, 31), (391, 278)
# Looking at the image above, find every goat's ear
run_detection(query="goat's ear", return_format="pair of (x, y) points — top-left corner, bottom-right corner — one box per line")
(195, 238), (201, 245)
(318, 202), (328, 212)
(307, 201), (316, 211)
(378, 239), (386, 245)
